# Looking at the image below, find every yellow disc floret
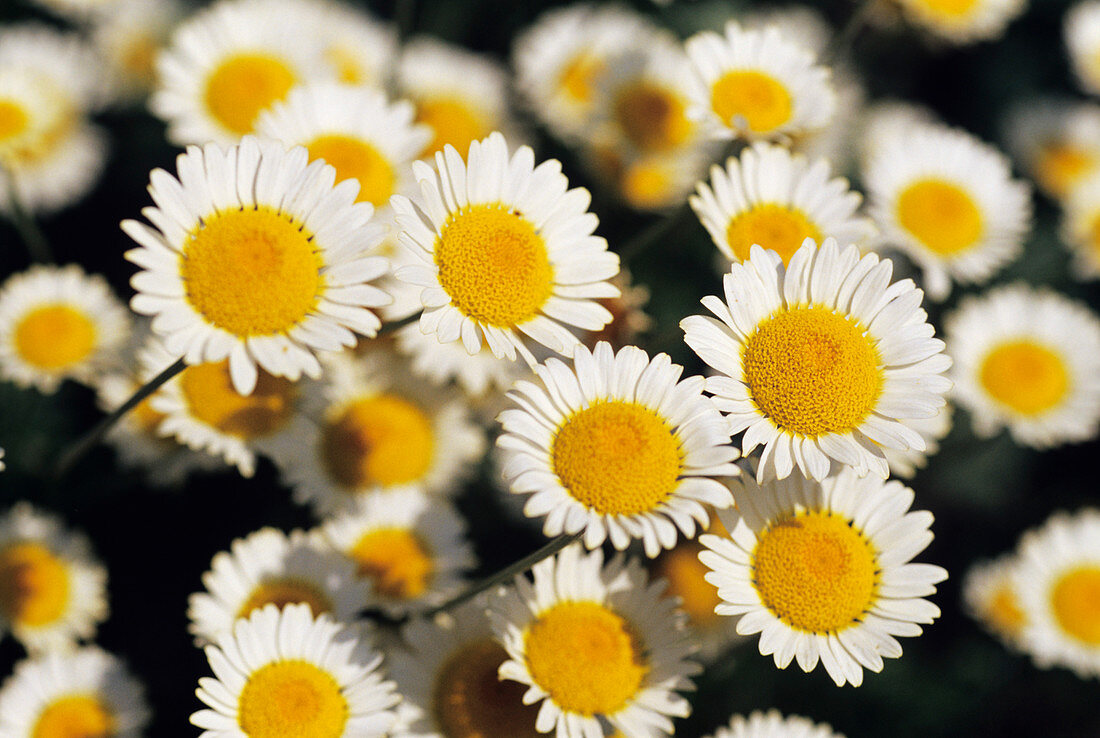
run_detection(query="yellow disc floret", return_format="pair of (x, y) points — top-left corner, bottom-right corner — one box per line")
(896, 178), (984, 256)
(1036, 142), (1095, 198)
(913, 0), (980, 18)
(432, 638), (542, 738)
(0, 99), (29, 144)
(435, 205), (554, 328)
(179, 360), (297, 439)
(0, 542), (70, 628)
(180, 206), (323, 337)
(237, 660), (348, 738)
(752, 511), (879, 633)
(558, 53), (603, 104)
(349, 528), (433, 600)
(653, 542), (721, 626)
(306, 134), (395, 207)
(612, 81), (691, 154)
(743, 306), (883, 437)
(1050, 565), (1100, 646)
(552, 400), (683, 516)
(237, 579), (333, 620)
(320, 393), (435, 489)
(524, 601), (647, 716)
(13, 304), (98, 371)
(710, 71), (793, 134)
(725, 204), (823, 264)
(979, 340), (1070, 416)
(203, 53), (297, 136)
(32, 695), (115, 738)
(986, 584), (1027, 636)
(415, 98), (488, 160)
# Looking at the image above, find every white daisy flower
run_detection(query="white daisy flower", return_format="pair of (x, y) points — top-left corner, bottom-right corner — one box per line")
(0, 647), (149, 738)
(685, 20), (836, 141)
(700, 465), (948, 687)
(90, 0), (185, 104)
(600, 146), (720, 212)
(963, 555), (1028, 652)
(856, 99), (940, 166)
(188, 526), (369, 647)
(0, 264), (130, 394)
(945, 283), (1100, 448)
(865, 120), (1032, 300)
(286, 0), (397, 88)
(488, 543), (700, 738)
(1061, 169), (1100, 280)
(392, 132), (620, 365)
(681, 238), (952, 483)
(691, 142), (876, 267)
(321, 489), (475, 618)
(498, 341), (740, 557)
(192, 603), (399, 737)
(704, 709), (845, 738)
(1066, 0), (1100, 97)
(881, 403), (953, 479)
(1015, 508), (1100, 678)
(151, 0), (333, 146)
(122, 134), (392, 396)
(0, 503), (107, 655)
(1003, 97), (1100, 200)
(394, 320), (528, 399)
(895, 0), (1026, 44)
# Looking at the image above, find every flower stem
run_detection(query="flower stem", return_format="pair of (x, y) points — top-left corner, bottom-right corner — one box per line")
(3, 168), (53, 264)
(826, 0), (876, 62)
(616, 203), (691, 264)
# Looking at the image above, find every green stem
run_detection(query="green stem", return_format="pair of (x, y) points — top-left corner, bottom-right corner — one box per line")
(3, 168), (53, 264)
(377, 310), (421, 336)
(616, 203), (690, 264)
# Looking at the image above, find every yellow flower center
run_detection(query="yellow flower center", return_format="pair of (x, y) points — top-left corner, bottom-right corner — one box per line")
(913, 0), (980, 18)
(180, 206), (323, 337)
(415, 97), (489, 159)
(0, 542), (70, 628)
(753, 511), (879, 633)
(612, 81), (691, 153)
(551, 400), (683, 516)
(0, 99), (29, 143)
(1036, 142), (1095, 198)
(725, 204), (823, 264)
(236, 578), (333, 620)
(710, 70), (793, 134)
(1051, 566), (1100, 646)
(432, 638), (541, 738)
(979, 340), (1069, 416)
(121, 36), (158, 82)
(306, 134), (395, 207)
(986, 584), (1026, 635)
(237, 660), (348, 738)
(349, 528), (433, 600)
(435, 205), (554, 328)
(320, 393), (434, 489)
(32, 695), (115, 738)
(524, 601), (647, 716)
(653, 542), (721, 626)
(895, 178), (983, 256)
(558, 53), (603, 104)
(620, 159), (674, 210)
(179, 360), (297, 439)
(203, 53), (297, 135)
(13, 304), (98, 371)
(326, 46), (366, 85)
(743, 306), (883, 437)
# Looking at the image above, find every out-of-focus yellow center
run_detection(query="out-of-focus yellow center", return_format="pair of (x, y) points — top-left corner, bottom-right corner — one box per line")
(237, 660), (348, 738)
(753, 511), (878, 633)
(415, 97), (488, 159)
(1036, 142), (1095, 198)
(986, 584), (1026, 636)
(896, 178), (983, 256)
(121, 36), (158, 82)
(653, 542), (721, 626)
(237, 579), (333, 620)
(32, 695), (115, 738)
(179, 360), (297, 438)
(306, 134), (395, 207)
(524, 601), (647, 716)
(913, 0), (980, 18)
(435, 205), (554, 328)
(204, 53), (296, 135)
(0, 99), (29, 143)
(559, 52), (603, 104)
(1051, 566), (1100, 646)
(613, 81), (691, 153)
(743, 306), (882, 436)
(349, 527), (433, 600)
(0, 541), (69, 627)
(320, 393), (434, 489)
(710, 70), (793, 134)
(326, 45), (366, 85)
(13, 304), (97, 370)
(725, 204), (823, 264)
(181, 206), (323, 337)
(620, 158), (674, 210)
(432, 638), (542, 738)
(552, 400), (683, 516)
(979, 340), (1069, 416)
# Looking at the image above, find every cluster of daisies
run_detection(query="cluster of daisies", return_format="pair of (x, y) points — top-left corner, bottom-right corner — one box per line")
(0, 0), (1097, 735)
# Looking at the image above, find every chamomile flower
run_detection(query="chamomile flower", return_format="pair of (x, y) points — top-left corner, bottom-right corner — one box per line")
(691, 142), (876, 267)
(963, 555), (1028, 652)
(865, 121), (1031, 300)
(497, 341), (739, 557)
(604, 147), (719, 212)
(1015, 508), (1100, 678)
(151, 0), (332, 146)
(685, 21), (836, 142)
(394, 321), (528, 399)
(90, 0), (184, 103)
(1003, 97), (1100, 200)
(123, 134), (392, 396)
(895, 0), (1026, 44)
(682, 238), (952, 483)
(704, 710), (844, 738)
(0, 647), (149, 738)
(188, 527), (369, 647)
(0, 503), (107, 655)
(0, 265), (130, 394)
(392, 132), (620, 365)
(945, 284), (1100, 448)
(1061, 169), (1100, 279)
(287, 0), (396, 88)
(1066, 0), (1100, 97)
(700, 466), (947, 687)
(321, 489), (475, 618)
(881, 403), (953, 479)
(192, 603), (400, 737)
(489, 543), (700, 737)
